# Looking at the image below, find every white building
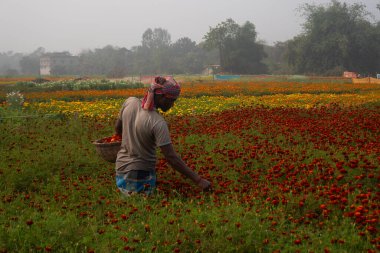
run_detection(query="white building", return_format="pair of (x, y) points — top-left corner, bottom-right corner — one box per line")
(40, 52), (79, 75)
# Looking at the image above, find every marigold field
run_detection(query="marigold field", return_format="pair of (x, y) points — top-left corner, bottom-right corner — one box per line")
(0, 78), (379, 252)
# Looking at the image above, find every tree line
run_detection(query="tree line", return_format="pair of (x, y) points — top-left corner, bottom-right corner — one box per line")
(1, 0), (379, 77)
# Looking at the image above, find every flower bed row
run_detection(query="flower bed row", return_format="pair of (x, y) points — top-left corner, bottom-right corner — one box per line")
(25, 92), (380, 120)
(2, 81), (380, 103)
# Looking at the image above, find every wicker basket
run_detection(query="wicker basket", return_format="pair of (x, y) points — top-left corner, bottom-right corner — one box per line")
(93, 137), (121, 163)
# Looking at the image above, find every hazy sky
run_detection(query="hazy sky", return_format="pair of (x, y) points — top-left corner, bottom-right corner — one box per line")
(1, 0), (379, 55)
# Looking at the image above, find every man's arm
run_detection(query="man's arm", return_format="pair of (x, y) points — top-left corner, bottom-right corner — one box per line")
(160, 143), (211, 191)
(115, 118), (122, 136)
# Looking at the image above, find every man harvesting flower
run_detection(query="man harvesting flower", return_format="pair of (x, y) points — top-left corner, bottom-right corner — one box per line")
(114, 76), (211, 195)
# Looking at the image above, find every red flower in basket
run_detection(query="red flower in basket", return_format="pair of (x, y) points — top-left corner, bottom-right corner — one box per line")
(103, 134), (122, 143)
(93, 134), (122, 163)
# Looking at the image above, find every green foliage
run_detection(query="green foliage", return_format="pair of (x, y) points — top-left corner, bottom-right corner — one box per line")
(203, 19), (267, 74)
(142, 28), (171, 49)
(19, 47), (45, 75)
(263, 42), (292, 74)
(286, 0), (380, 76)
(168, 37), (210, 74)
(12, 79), (144, 92)
(79, 45), (130, 78)
(129, 31), (218, 75)
(5, 91), (24, 109)
(0, 52), (23, 76)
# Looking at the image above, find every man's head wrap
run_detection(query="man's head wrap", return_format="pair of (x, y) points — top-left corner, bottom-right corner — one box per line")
(142, 76), (181, 110)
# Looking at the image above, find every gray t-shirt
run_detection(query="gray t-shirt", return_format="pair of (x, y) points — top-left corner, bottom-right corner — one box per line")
(115, 97), (171, 174)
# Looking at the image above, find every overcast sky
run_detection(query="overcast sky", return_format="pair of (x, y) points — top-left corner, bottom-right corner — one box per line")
(1, 0), (379, 55)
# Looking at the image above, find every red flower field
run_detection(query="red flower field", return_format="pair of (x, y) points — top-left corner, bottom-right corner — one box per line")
(0, 80), (379, 252)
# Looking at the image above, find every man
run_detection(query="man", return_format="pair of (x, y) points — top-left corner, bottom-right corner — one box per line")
(114, 76), (211, 195)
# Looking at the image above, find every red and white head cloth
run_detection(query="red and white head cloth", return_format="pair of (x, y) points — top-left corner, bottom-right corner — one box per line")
(142, 76), (181, 110)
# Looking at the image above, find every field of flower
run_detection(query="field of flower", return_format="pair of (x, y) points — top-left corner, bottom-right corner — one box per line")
(0, 78), (379, 252)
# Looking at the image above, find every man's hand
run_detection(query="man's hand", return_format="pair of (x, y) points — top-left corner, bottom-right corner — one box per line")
(160, 144), (212, 192)
(197, 178), (212, 192)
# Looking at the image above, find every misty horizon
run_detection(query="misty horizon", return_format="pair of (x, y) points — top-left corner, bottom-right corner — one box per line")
(1, 0), (379, 55)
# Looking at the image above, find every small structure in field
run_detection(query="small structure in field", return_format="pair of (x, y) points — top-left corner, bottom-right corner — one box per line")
(203, 65), (221, 75)
(40, 52), (79, 75)
(343, 71), (357, 78)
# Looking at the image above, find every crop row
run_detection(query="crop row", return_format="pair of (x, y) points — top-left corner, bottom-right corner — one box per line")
(25, 92), (380, 120)
(1, 81), (380, 103)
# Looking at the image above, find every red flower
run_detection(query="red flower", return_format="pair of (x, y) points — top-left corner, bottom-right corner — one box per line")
(102, 134), (122, 143)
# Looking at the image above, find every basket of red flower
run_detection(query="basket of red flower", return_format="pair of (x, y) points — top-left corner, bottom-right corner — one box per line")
(93, 134), (122, 163)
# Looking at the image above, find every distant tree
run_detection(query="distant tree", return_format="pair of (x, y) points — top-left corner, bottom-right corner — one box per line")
(285, 34), (311, 74)
(226, 21), (267, 74)
(123, 27), (220, 75)
(129, 28), (172, 74)
(79, 45), (130, 77)
(129, 45), (155, 75)
(0, 51), (23, 75)
(4, 68), (19, 76)
(203, 19), (239, 71)
(142, 28), (171, 49)
(197, 41), (220, 68)
(50, 65), (69, 76)
(19, 47), (45, 75)
(20, 56), (40, 75)
(130, 36), (218, 75)
(171, 37), (197, 57)
(168, 37), (207, 74)
(145, 28), (171, 74)
(263, 41), (291, 74)
(286, 0), (380, 75)
(203, 19), (267, 74)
